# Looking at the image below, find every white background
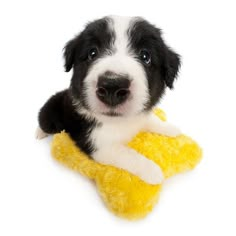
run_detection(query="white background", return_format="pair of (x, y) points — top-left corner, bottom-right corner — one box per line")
(0, 0), (236, 235)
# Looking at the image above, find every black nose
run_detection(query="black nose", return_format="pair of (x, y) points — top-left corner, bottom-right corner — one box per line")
(96, 75), (130, 107)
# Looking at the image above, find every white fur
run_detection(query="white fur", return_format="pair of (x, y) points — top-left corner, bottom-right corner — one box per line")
(37, 16), (181, 185)
(91, 111), (181, 185)
(35, 127), (48, 139)
(93, 143), (164, 185)
(84, 16), (149, 117)
(77, 16), (181, 184)
(146, 113), (181, 137)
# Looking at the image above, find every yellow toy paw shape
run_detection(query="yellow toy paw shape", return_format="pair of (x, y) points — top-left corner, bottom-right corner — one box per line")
(51, 109), (202, 220)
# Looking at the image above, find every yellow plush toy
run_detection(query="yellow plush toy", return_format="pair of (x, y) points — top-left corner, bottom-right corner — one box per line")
(51, 109), (202, 220)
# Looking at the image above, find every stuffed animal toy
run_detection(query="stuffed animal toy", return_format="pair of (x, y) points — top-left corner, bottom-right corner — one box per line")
(51, 109), (202, 220)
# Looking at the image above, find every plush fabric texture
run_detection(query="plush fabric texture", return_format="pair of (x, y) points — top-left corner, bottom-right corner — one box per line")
(51, 109), (202, 220)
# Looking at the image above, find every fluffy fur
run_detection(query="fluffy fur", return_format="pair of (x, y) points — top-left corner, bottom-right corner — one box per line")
(51, 109), (202, 219)
(37, 16), (181, 184)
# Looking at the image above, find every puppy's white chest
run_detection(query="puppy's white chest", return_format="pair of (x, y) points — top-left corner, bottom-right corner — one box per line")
(91, 115), (147, 147)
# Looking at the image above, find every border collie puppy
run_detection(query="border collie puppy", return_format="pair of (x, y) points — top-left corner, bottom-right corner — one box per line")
(36, 15), (181, 185)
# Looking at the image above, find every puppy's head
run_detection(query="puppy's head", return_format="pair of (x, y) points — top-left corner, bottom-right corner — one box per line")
(64, 16), (181, 117)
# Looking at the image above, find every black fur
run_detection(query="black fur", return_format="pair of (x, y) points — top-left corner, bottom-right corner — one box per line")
(38, 16), (180, 157)
(64, 17), (114, 110)
(39, 90), (97, 155)
(39, 17), (114, 156)
(129, 19), (181, 110)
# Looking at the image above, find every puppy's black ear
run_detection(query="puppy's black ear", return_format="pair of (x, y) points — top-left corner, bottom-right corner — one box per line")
(63, 39), (77, 72)
(162, 46), (181, 89)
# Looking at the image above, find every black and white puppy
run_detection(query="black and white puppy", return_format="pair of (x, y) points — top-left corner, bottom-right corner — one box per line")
(36, 16), (181, 185)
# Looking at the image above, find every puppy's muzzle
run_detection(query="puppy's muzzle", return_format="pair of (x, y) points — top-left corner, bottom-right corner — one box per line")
(96, 74), (130, 107)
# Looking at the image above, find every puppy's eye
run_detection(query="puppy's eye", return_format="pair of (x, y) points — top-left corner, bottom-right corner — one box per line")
(88, 48), (98, 60)
(140, 50), (151, 65)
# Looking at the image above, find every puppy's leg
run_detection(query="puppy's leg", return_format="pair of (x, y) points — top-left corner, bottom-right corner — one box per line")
(92, 145), (164, 185)
(146, 112), (181, 137)
(37, 90), (67, 138)
(35, 127), (48, 139)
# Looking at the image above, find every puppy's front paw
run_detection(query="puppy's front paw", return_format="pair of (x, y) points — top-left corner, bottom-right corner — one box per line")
(138, 160), (164, 185)
(35, 127), (48, 139)
(162, 123), (181, 137)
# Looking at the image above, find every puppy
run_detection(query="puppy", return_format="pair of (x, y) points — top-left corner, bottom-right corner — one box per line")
(36, 16), (181, 185)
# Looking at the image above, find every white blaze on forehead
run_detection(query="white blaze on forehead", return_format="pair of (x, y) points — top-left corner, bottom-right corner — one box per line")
(82, 15), (149, 117)
(109, 15), (132, 53)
